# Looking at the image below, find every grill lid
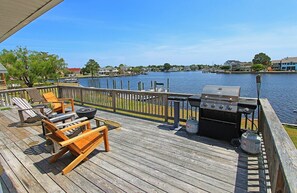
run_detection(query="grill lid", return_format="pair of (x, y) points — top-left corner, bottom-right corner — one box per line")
(201, 85), (240, 102)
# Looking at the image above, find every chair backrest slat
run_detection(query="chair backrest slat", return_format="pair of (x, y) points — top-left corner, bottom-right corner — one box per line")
(26, 88), (46, 103)
(43, 92), (58, 103)
(11, 97), (36, 117)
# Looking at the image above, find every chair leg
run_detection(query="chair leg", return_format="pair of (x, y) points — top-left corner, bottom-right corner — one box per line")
(103, 129), (110, 152)
(50, 147), (68, 163)
(18, 111), (25, 123)
(62, 141), (101, 175)
(62, 139), (103, 175)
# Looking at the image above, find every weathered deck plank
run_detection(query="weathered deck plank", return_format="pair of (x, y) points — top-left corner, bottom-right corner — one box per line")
(0, 108), (269, 193)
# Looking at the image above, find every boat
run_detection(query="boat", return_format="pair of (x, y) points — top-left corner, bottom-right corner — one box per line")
(64, 77), (78, 83)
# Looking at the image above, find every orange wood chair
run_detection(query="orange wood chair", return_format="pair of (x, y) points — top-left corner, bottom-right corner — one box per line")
(43, 92), (74, 113)
(43, 119), (109, 174)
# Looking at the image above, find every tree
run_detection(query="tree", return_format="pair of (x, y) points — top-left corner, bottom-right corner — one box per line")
(251, 64), (265, 72)
(131, 67), (141, 74)
(0, 47), (66, 87)
(221, 65), (230, 71)
(163, 63), (171, 71)
(118, 64), (126, 74)
(190, 64), (198, 71)
(84, 59), (100, 78)
(252, 52), (271, 66)
(80, 67), (89, 75)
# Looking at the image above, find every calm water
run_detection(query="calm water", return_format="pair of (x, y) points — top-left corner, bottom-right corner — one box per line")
(79, 71), (297, 123)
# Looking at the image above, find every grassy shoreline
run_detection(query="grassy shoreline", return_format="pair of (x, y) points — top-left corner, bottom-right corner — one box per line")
(284, 125), (297, 148)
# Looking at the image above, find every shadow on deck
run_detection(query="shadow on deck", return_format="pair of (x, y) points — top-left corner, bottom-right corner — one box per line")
(0, 107), (270, 193)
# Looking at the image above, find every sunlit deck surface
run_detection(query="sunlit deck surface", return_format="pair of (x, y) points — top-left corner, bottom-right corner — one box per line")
(0, 106), (269, 193)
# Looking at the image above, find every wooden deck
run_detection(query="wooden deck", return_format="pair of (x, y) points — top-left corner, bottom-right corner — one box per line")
(0, 107), (270, 193)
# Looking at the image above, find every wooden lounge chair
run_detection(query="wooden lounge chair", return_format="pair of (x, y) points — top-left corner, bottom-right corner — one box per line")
(43, 119), (109, 174)
(11, 97), (53, 124)
(11, 97), (76, 126)
(43, 92), (74, 113)
(25, 88), (46, 104)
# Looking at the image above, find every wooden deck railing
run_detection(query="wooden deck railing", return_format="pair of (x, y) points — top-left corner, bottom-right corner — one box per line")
(0, 86), (58, 106)
(1, 85), (296, 192)
(259, 99), (297, 193)
(58, 85), (198, 122)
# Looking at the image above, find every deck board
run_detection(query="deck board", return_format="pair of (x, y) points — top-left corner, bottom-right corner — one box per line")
(0, 107), (270, 193)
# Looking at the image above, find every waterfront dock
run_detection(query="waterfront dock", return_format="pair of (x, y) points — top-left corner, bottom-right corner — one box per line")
(0, 107), (269, 192)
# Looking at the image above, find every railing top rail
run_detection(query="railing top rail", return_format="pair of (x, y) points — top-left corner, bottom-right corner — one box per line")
(0, 85), (58, 93)
(260, 98), (297, 193)
(58, 85), (196, 97)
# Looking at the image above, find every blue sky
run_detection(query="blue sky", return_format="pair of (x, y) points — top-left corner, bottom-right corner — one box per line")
(1, 0), (297, 67)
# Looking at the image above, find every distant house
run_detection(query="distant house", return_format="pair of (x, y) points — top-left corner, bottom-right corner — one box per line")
(272, 57), (297, 71)
(271, 60), (281, 70)
(224, 60), (251, 71)
(98, 67), (119, 75)
(168, 67), (180, 72)
(67, 68), (81, 75)
(0, 63), (7, 89)
(183, 66), (191, 71)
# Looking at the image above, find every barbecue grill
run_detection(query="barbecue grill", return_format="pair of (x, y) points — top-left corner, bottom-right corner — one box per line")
(188, 85), (257, 142)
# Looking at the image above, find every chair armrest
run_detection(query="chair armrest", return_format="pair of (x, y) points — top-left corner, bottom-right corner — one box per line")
(31, 102), (51, 107)
(58, 98), (74, 102)
(49, 101), (64, 104)
(59, 126), (108, 147)
(59, 120), (90, 133)
(49, 112), (76, 122)
(56, 117), (88, 128)
(18, 106), (44, 111)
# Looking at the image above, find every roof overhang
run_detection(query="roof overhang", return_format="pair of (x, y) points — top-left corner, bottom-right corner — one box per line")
(0, 0), (63, 43)
(0, 63), (8, 73)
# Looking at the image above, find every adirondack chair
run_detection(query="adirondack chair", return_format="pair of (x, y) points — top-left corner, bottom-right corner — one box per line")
(11, 97), (76, 126)
(11, 97), (53, 124)
(43, 119), (109, 174)
(25, 88), (46, 104)
(43, 92), (74, 113)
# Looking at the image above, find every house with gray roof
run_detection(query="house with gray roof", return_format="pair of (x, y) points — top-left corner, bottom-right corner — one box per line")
(272, 57), (297, 71)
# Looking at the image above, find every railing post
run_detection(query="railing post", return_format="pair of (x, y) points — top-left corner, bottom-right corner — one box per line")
(112, 90), (116, 112)
(164, 94), (168, 122)
(58, 86), (63, 98)
(258, 105), (264, 133)
(80, 87), (84, 105)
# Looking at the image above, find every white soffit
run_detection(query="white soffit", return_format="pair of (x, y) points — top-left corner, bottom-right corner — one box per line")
(0, 0), (63, 43)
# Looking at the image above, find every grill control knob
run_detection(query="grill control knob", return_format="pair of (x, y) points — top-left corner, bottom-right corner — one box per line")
(244, 108), (249, 113)
(227, 106), (232, 110)
(202, 103), (208, 107)
(211, 104), (215, 108)
(219, 105), (224, 109)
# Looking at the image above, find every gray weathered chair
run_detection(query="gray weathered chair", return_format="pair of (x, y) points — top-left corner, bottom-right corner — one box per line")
(12, 97), (77, 129)
(11, 97), (52, 124)
(25, 88), (46, 104)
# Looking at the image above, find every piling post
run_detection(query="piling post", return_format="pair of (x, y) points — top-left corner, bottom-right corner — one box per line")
(167, 78), (170, 92)
(128, 81), (130, 90)
(106, 79), (109, 89)
(120, 80), (123, 89)
(113, 80), (116, 89)
(138, 81), (141, 91)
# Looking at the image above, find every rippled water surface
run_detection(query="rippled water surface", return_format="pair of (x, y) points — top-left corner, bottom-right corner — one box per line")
(79, 71), (297, 123)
